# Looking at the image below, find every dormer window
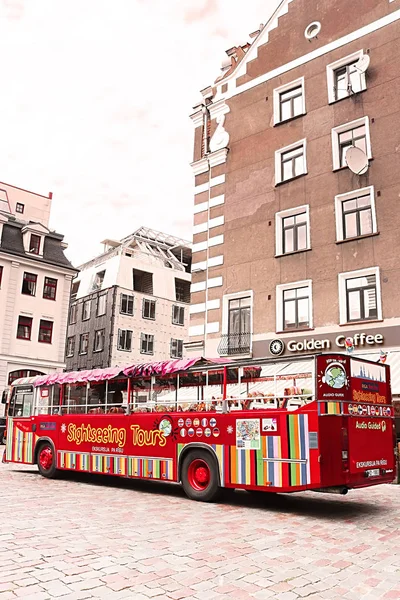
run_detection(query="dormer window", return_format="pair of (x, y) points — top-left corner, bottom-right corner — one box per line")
(92, 270), (106, 291)
(29, 234), (41, 255)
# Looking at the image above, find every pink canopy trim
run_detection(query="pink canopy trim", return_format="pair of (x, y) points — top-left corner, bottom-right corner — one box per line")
(34, 367), (122, 387)
(33, 358), (230, 387)
(123, 357), (228, 377)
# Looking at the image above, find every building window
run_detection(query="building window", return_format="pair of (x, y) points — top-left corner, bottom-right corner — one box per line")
(175, 278), (191, 303)
(172, 305), (185, 326)
(17, 316), (32, 340)
(93, 329), (105, 352)
(82, 300), (91, 321)
(275, 140), (307, 185)
(276, 206), (310, 256)
(276, 281), (312, 331)
(332, 117), (371, 171)
(69, 303), (78, 325)
(79, 333), (89, 354)
(21, 272), (37, 296)
(140, 333), (154, 355)
(66, 336), (75, 357)
(335, 187), (377, 242)
(327, 51), (367, 104)
(96, 294), (107, 316)
(117, 329), (132, 351)
(219, 293), (252, 356)
(274, 78), (305, 125)
(170, 338), (183, 358)
(92, 270), (106, 291)
(29, 234), (41, 255)
(43, 277), (57, 300)
(0, 266), (3, 288)
(16, 202), (24, 214)
(120, 294), (134, 315)
(142, 298), (156, 320)
(133, 269), (153, 294)
(38, 320), (53, 344)
(71, 280), (80, 301)
(339, 268), (381, 324)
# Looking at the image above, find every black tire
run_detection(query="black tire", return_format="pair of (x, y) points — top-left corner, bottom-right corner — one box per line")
(37, 442), (58, 478)
(181, 449), (220, 502)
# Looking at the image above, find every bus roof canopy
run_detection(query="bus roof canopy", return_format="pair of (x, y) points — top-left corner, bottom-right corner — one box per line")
(24, 358), (229, 388)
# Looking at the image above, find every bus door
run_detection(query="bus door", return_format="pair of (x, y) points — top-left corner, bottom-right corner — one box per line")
(4, 385), (36, 464)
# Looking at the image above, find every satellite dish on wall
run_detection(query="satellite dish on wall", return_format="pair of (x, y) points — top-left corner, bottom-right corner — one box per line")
(355, 54), (370, 73)
(345, 146), (369, 175)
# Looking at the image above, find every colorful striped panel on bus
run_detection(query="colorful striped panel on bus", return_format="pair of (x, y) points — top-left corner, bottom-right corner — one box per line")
(318, 401), (342, 415)
(58, 452), (77, 469)
(255, 435), (283, 488)
(177, 443), (225, 487)
(91, 454), (107, 473)
(230, 446), (254, 486)
(113, 456), (127, 476)
(287, 414), (311, 486)
(11, 424), (36, 464)
(128, 457), (173, 480)
(5, 418), (14, 462)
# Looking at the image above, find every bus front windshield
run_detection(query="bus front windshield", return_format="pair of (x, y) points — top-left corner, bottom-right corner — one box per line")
(9, 386), (34, 417)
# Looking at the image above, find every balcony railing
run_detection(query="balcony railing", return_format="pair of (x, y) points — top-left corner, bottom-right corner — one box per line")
(217, 333), (251, 356)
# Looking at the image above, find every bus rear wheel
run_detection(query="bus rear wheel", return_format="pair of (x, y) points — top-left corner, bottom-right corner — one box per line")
(181, 450), (220, 502)
(37, 442), (57, 478)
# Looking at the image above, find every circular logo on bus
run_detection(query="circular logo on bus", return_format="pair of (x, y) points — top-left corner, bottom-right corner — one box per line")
(201, 418), (208, 427)
(270, 339), (285, 356)
(159, 418), (172, 437)
(180, 428), (186, 438)
(204, 428), (211, 437)
(188, 428), (194, 437)
(193, 418), (200, 427)
(196, 428), (203, 437)
(185, 418), (192, 427)
(322, 363), (347, 389)
(212, 428), (220, 438)
(178, 418), (184, 427)
(210, 418), (217, 427)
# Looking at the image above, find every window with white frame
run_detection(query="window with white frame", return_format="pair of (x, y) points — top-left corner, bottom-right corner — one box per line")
(276, 206), (310, 255)
(275, 140), (307, 185)
(327, 51), (367, 104)
(338, 268), (381, 324)
(172, 305), (185, 326)
(170, 338), (183, 359)
(335, 187), (377, 242)
(66, 336), (75, 357)
(117, 329), (132, 351)
(332, 117), (371, 171)
(96, 294), (107, 316)
(274, 78), (305, 125)
(93, 329), (105, 352)
(276, 281), (312, 331)
(140, 333), (154, 355)
(120, 294), (134, 315)
(82, 299), (91, 321)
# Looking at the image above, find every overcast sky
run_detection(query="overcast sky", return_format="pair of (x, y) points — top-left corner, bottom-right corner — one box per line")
(0, 0), (280, 266)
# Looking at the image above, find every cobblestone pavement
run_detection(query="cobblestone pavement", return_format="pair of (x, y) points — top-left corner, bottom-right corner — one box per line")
(1, 450), (399, 600)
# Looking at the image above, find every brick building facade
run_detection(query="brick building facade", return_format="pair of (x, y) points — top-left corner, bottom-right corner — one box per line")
(186, 0), (400, 398)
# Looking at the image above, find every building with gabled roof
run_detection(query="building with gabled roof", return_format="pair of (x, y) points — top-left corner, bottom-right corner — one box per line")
(0, 183), (76, 408)
(186, 0), (400, 406)
(65, 227), (192, 370)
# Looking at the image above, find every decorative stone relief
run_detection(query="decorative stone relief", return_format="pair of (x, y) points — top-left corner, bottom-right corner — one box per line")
(209, 114), (230, 153)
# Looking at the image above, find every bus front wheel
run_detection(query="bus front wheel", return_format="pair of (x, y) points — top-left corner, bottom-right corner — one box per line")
(181, 450), (220, 502)
(37, 442), (57, 478)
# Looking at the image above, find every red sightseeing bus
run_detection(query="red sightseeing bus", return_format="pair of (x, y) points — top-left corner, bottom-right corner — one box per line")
(2, 353), (396, 501)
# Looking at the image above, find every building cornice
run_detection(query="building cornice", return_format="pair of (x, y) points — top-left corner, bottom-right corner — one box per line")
(190, 158), (209, 176)
(209, 99), (230, 121)
(208, 148), (229, 168)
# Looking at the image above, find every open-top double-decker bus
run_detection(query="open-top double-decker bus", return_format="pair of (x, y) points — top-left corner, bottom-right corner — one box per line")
(2, 353), (396, 501)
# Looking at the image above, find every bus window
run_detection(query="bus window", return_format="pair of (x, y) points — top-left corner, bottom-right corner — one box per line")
(9, 386), (34, 417)
(106, 379), (127, 413)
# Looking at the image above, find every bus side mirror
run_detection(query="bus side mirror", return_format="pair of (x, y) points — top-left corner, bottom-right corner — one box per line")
(1, 391), (7, 404)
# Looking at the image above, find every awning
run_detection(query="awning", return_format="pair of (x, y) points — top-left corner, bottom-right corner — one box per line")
(123, 357), (228, 377)
(34, 367), (122, 387)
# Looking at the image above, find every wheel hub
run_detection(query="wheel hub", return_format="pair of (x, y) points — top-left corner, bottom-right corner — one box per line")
(188, 459), (210, 491)
(39, 447), (53, 470)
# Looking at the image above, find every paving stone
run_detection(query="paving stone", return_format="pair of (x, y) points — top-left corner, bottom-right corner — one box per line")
(1, 449), (400, 600)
